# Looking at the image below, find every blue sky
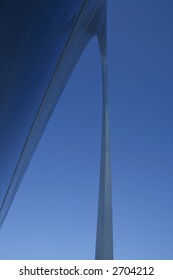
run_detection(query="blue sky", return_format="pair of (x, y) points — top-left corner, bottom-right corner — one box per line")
(0, 0), (173, 259)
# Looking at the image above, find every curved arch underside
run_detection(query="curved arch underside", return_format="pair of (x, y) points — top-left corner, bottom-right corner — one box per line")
(0, 0), (113, 259)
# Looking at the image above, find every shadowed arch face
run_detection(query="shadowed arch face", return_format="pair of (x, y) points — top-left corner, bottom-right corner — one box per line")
(0, 0), (87, 225)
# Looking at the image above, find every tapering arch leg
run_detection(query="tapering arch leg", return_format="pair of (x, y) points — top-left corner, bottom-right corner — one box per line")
(95, 2), (114, 260)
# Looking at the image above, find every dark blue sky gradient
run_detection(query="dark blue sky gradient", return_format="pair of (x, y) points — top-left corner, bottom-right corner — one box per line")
(0, 0), (173, 259)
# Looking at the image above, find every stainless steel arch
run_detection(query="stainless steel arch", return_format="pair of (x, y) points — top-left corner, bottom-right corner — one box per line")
(0, 0), (113, 259)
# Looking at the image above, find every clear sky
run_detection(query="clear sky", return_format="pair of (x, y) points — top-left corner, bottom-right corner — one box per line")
(0, 0), (173, 260)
